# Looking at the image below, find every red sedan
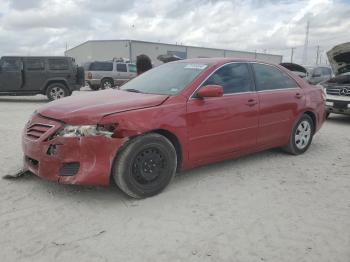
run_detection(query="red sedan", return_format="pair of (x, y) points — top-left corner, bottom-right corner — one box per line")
(22, 58), (326, 198)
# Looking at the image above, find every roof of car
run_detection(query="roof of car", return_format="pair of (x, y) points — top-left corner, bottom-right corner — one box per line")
(1, 56), (72, 59)
(175, 57), (274, 66)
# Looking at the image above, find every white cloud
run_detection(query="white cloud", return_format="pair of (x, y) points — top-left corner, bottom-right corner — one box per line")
(0, 0), (349, 64)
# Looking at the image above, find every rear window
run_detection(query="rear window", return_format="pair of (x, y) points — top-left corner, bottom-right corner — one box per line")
(128, 64), (136, 73)
(26, 59), (45, 71)
(321, 67), (332, 75)
(89, 62), (113, 71)
(116, 63), (127, 72)
(48, 59), (69, 70)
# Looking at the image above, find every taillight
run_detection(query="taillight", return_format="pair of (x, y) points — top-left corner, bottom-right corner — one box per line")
(87, 72), (92, 79)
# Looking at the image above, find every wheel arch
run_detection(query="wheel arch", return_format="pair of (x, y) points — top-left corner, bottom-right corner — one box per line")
(148, 129), (183, 172)
(303, 110), (317, 133)
(44, 79), (69, 94)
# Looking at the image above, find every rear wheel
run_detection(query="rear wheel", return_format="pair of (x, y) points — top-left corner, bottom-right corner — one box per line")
(100, 78), (114, 89)
(46, 83), (69, 101)
(283, 114), (314, 155)
(113, 133), (177, 198)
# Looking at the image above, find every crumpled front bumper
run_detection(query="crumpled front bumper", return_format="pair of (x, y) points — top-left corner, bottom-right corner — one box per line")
(22, 114), (124, 186)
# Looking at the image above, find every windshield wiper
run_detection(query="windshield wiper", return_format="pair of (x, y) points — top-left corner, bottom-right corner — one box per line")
(124, 88), (142, 93)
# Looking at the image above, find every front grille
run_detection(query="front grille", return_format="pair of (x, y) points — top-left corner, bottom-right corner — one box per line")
(26, 123), (53, 140)
(326, 86), (350, 96)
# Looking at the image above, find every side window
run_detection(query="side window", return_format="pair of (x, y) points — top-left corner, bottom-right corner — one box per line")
(128, 64), (136, 73)
(321, 67), (331, 75)
(89, 62), (113, 71)
(48, 59), (69, 70)
(1, 58), (20, 71)
(26, 59), (45, 71)
(203, 63), (253, 94)
(116, 63), (127, 72)
(253, 63), (298, 91)
(313, 67), (322, 76)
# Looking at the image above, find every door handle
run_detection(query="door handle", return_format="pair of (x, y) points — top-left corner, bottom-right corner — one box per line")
(246, 99), (258, 106)
(295, 93), (303, 99)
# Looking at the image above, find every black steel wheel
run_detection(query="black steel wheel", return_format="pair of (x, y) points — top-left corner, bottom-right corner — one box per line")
(113, 133), (177, 198)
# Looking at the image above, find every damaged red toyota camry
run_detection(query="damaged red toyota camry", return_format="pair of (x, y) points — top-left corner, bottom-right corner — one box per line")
(22, 58), (326, 198)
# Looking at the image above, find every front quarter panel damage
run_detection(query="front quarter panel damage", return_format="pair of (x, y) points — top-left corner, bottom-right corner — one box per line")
(100, 99), (189, 169)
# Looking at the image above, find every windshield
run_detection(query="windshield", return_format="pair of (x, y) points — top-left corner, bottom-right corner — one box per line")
(120, 62), (208, 95)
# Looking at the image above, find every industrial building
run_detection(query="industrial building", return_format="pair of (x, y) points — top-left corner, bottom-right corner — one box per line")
(65, 40), (282, 66)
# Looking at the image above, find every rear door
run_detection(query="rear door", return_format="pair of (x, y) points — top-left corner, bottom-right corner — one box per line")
(22, 58), (46, 90)
(127, 64), (137, 79)
(115, 63), (129, 85)
(0, 57), (23, 91)
(187, 62), (259, 162)
(251, 63), (305, 148)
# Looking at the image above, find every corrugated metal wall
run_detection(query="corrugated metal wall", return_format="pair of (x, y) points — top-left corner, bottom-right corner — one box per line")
(65, 40), (282, 66)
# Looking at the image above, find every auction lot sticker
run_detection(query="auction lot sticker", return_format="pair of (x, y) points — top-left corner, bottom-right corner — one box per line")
(184, 64), (208, 70)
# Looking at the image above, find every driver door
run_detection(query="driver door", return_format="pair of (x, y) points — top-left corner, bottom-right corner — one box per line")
(0, 57), (23, 91)
(186, 63), (259, 163)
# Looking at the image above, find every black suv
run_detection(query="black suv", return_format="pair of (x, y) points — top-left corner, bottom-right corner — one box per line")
(0, 56), (84, 100)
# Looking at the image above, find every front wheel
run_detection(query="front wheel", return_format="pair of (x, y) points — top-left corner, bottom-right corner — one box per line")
(283, 114), (314, 155)
(46, 83), (69, 101)
(113, 134), (177, 198)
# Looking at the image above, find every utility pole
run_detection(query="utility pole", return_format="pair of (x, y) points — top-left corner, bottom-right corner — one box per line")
(316, 45), (320, 65)
(302, 20), (310, 65)
(291, 47), (295, 63)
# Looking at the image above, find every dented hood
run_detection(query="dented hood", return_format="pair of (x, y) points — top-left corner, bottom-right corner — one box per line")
(327, 42), (350, 75)
(38, 90), (169, 124)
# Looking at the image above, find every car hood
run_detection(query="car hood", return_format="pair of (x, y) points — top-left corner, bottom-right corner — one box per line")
(38, 90), (169, 124)
(327, 42), (350, 75)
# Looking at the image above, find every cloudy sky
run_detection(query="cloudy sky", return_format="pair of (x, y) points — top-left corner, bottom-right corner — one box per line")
(0, 0), (349, 64)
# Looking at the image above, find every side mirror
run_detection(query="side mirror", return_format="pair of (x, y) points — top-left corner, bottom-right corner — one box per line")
(197, 85), (224, 98)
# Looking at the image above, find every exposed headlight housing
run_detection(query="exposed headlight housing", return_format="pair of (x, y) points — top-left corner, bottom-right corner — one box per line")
(58, 124), (116, 137)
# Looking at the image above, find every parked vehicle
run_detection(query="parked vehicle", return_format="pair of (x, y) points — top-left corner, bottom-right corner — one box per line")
(0, 56), (84, 100)
(84, 61), (137, 90)
(320, 73), (350, 117)
(22, 58), (326, 198)
(319, 42), (350, 117)
(306, 66), (332, 84)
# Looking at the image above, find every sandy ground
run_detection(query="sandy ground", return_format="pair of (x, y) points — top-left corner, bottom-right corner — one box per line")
(0, 90), (349, 262)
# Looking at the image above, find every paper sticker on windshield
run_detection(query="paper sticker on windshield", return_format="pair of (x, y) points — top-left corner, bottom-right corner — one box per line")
(184, 64), (207, 70)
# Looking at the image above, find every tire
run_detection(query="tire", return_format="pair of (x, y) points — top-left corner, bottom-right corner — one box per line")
(46, 83), (69, 101)
(113, 133), (177, 198)
(100, 78), (114, 90)
(283, 114), (314, 155)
